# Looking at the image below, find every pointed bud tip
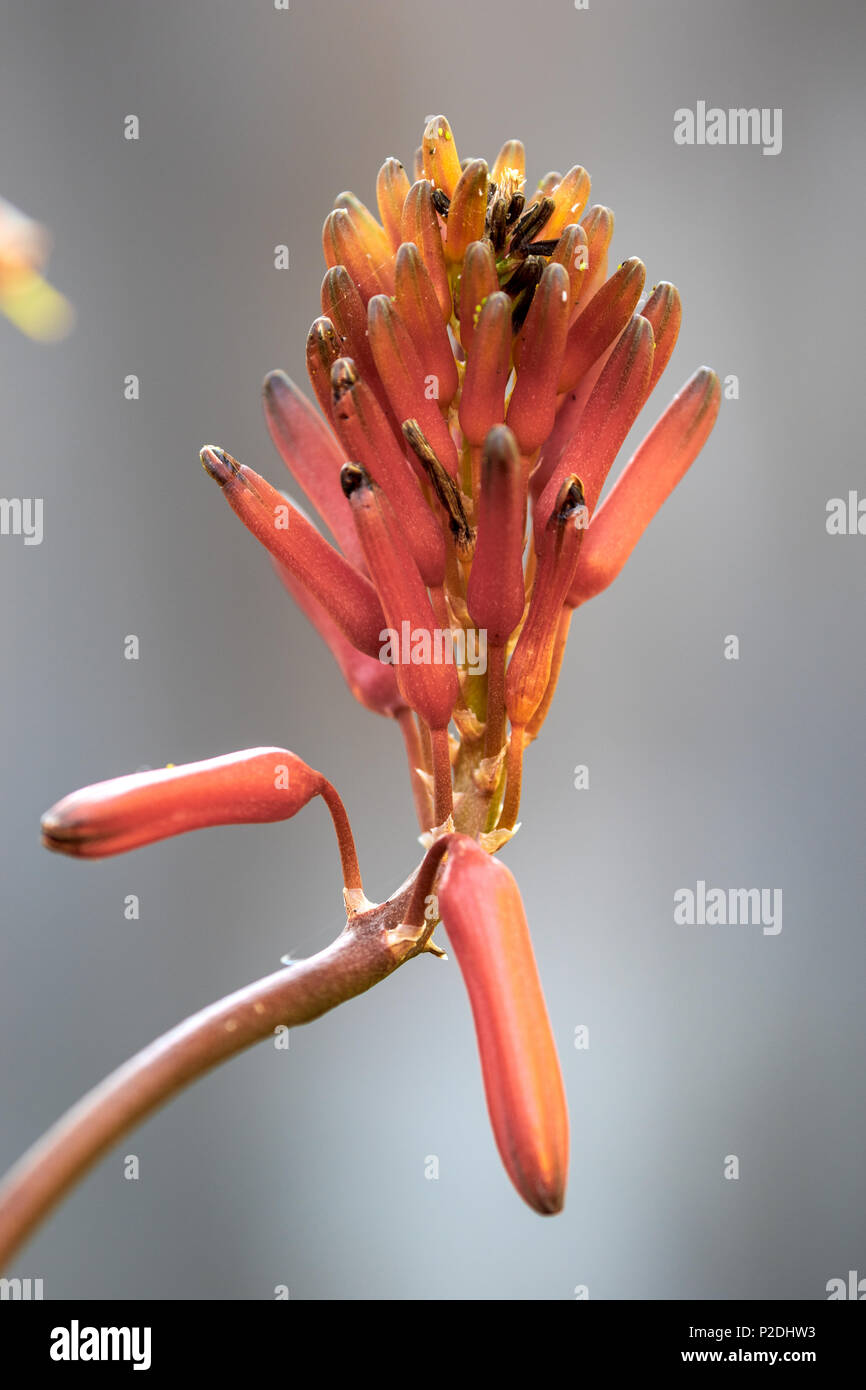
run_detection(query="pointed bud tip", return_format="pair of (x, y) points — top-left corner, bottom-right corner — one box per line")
(200, 446), (240, 486)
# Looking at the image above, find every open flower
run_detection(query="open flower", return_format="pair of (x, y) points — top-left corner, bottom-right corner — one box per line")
(35, 115), (720, 1224)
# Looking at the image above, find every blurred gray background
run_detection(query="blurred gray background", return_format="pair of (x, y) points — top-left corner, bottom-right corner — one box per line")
(1, 0), (864, 1300)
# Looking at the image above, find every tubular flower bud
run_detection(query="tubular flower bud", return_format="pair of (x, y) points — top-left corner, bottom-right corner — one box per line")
(330, 358), (446, 588)
(322, 208), (393, 304)
(305, 315), (342, 420)
(273, 559), (405, 718)
(261, 369), (365, 571)
(577, 204), (615, 307)
(333, 191), (394, 273)
(538, 165), (591, 241)
(422, 115), (463, 197)
(437, 835), (569, 1215)
(376, 158), (411, 250)
(537, 314), (655, 547)
(491, 139), (526, 190)
(549, 223), (588, 314)
(466, 426), (526, 644)
(320, 266), (395, 428)
(445, 159), (489, 264)
(558, 256), (647, 393)
(201, 446), (385, 658)
(367, 293), (459, 476)
(458, 291), (512, 447)
(639, 280), (682, 399)
(507, 261), (571, 453)
(457, 240), (499, 353)
(41, 749), (325, 859)
(340, 463), (458, 733)
(401, 179), (452, 321)
(568, 368), (721, 606)
(394, 243), (458, 407)
(508, 476), (587, 729)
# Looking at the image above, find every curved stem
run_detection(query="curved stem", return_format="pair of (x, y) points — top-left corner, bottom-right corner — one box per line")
(318, 779), (363, 892)
(0, 881), (417, 1271)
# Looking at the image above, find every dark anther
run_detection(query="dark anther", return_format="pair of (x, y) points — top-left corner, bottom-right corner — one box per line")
(432, 189), (451, 218)
(509, 197), (555, 250)
(505, 193), (525, 225)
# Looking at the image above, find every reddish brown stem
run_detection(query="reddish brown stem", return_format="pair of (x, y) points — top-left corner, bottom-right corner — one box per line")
(396, 707), (433, 830)
(0, 883), (418, 1272)
(430, 726), (454, 824)
(499, 725), (525, 830)
(484, 641), (508, 757)
(319, 779), (363, 891)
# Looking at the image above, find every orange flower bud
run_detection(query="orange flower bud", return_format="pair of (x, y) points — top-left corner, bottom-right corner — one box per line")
(457, 240), (498, 353)
(376, 157), (411, 250)
(201, 446), (385, 658)
(445, 159), (489, 264)
(508, 476), (587, 729)
(340, 463), (458, 733)
(261, 370), (365, 571)
(394, 242), (458, 406)
(639, 281), (682, 398)
(549, 223), (588, 314)
(536, 314), (655, 546)
(421, 115), (462, 198)
(367, 293), (459, 476)
(539, 165), (591, 241)
(401, 179), (451, 321)
(507, 261), (571, 453)
(437, 835), (569, 1215)
(322, 207), (393, 304)
(559, 256), (646, 392)
(333, 191), (393, 273)
(305, 315), (342, 420)
(41, 749), (324, 859)
(491, 139), (525, 189)
(466, 426), (526, 644)
(458, 291), (512, 448)
(330, 358), (446, 588)
(577, 204), (615, 307)
(568, 367), (721, 606)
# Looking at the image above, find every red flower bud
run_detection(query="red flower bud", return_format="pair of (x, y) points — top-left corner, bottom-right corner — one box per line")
(466, 426), (526, 645)
(639, 280), (682, 399)
(577, 204), (615, 307)
(568, 367), (721, 605)
(261, 370), (365, 572)
(558, 256), (646, 393)
(305, 315), (342, 420)
(507, 261), (571, 453)
(445, 159), (489, 264)
(201, 446), (385, 658)
(41, 749), (324, 859)
(322, 207), (393, 305)
(330, 358), (446, 588)
(394, 242), (458, 406)
(458, 291), (512, 448)
(437, 835), (569, 1215)
(549, 222), (588, 314)
(340, 463), (458, 733)
(457, 240), (499, 354)
(367, 293), (459, 476)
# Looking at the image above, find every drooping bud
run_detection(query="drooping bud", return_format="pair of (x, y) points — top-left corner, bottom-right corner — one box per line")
(305, 316), (342, 420)
(422, 115), (463, 198)
(538, 165), (591, 241)
(458, 291), (512, 447)
(261, 370), (365, 571)
(437, 835), (569, 1215)
(201, 446), (385, 657)
(559, 256), (647, 392)
(536, 314), (655, 545)
(330, 359), (446, 588)
(401, 179), (452, 321)
(41, 749), (324, 859)
(445, 159), (489, 264)
(507, 261), (571, 453)
(340, 463), (459, 734)
(273, 559), (405, 718)
(568, 368), (721, 606)
(508, 476), (587, 730)
(376, 157), (411, 250)
(367, 293), (459, 475)
(394, 242), (458, 406)
(457, 240), (499, 353)
(466, 426), (526, 645)
(639, 281), (682, 398)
